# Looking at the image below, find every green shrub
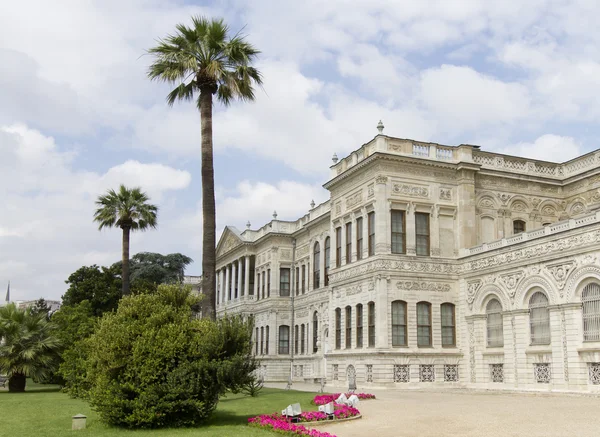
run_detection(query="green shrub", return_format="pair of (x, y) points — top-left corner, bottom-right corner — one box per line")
(84, 284), (256, 428)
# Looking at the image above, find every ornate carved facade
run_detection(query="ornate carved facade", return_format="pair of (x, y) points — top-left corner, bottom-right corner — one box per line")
(216, 130), (600, 392)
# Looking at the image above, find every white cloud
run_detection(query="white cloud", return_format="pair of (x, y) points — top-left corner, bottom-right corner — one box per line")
(499, 134), (582, 163)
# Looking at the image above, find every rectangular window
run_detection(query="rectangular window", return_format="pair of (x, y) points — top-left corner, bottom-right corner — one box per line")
(278, 325), (289, 354)
(336, 227), (342, 268)
(267, 269), (271, 297)
(313, 244), (320, 289)
(368, 302), (375, 347)
(392, 301), (407, 346)
(335, 308), (341, 349)
(255, 327), (259, 355)
(279, 268), (290, 297)
(415, 212), (430, 256)
(391, 210), (406, 254)
(345, 306), (352, 348)
(262, 271), (266, 299)
(324, 238), (331, 286)
(265, 326), (269, 354)
(368, 212), (375, 256)
(346, 222), (352, 264)
(260, 327), (264, 355)
(417, 302), (432, 347)
(302, 265), (306, 293)
(356, 217), (363, 261)
(257, 274), (261, 300)
(294, 325), (299, 355)
(313, 315), (318, 353)
(301, 325), (305, 354)
(513, 220), (526, 235)
(295, 267), (299, 296)
(441, 303), (456, 347)
(356, 304), (363, 348)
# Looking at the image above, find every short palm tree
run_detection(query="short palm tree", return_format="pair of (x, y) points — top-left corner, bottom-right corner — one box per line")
(0, 303), (61, 392)
(93, 185), (158, 296)
(147, 16), (262, 319)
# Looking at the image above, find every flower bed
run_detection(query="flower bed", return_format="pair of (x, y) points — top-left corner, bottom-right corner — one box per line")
(248, 404), (360, 437)
(313, 393), (376, 405)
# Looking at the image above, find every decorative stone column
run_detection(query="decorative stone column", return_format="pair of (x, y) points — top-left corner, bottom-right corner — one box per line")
(375, 275), (389, 348)
(237, 258), (243, 299)
(224, 265), (230, 303)
(244, 255), (250, 297)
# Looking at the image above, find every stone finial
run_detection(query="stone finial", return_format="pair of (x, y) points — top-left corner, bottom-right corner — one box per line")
(246, 220), (251, 229)
(377, 120), (384, 134)
(310, 199), (315, 209)
(332, 153), (338, 164)
(273, 210), (278, 219)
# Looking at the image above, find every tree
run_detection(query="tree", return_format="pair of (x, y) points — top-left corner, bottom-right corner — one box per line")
(84, 284), (256, 428)
(113, 252), (193, 286)
(62, 265), (122, 317)
(148, 16), (262, 319)
(30, 298), (50, 319)
(0, 303), (61, 392)
(93, 185), (158, 296)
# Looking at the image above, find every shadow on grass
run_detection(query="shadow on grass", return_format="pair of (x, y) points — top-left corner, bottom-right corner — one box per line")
(208, 410), (253, 427)
(0, 387), (62, 394)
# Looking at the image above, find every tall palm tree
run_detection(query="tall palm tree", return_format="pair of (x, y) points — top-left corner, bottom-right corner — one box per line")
(93, 185), (158, 296)
(147, 16), (262, 319)
(0, 303), (61, 392)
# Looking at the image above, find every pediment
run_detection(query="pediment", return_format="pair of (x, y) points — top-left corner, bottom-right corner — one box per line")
(216, 227), (244, 258)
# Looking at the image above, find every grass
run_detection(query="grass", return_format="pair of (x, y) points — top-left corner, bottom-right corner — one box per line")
(0, 382), (320, 437)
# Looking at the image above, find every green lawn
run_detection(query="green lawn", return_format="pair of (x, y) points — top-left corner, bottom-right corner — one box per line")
(0, 382), (320, 437)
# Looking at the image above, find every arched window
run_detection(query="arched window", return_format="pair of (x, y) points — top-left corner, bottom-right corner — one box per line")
(441, 303), (456, 347)
(335, 308), (341, 349)
(312, 312), (318, 353)
(368, 302), (376, 347)
(583, 283), (600, 341)
(324, 237), (331, 286)
(345, 306), (352, 348)
(391, 300), (407, 346)
(529, 292), (550, 345)
(486, 299), (504, 347)
(356, 304), (363, 348)
(278, 325), (289, 354)
(513, 220), (526, 235)
(417, 301), (432, 347)
(313, 242), (321, 289)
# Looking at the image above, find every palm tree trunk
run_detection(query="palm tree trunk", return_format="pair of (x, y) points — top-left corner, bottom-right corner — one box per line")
(200, 87), (216, 320)
(121, 225), (131, 296)
(8, 373), (26, 392)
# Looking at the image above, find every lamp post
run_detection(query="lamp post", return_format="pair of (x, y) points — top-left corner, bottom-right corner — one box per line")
(285, 238), (297, 390)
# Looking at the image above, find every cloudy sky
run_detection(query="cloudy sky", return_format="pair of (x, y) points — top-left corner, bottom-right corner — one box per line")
(1, 0), (599, 301)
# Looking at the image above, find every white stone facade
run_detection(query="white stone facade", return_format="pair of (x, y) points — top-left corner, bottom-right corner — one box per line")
(216, 129), (600, 393)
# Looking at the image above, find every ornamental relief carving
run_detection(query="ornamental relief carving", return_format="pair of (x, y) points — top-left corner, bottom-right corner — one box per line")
(466, 280), (482, 309)
(296, 245), (309, 258)
(328, 259), (459, 283)
(545, 261), (576, 291)
(396, 281), (451, 292)
(367, 183), (374, 198)
(346, 191), (363, 209)
(499, 271), (525, 301)
(344, 285), (362, 296)
(392, 183), (429, 198)
(439, 188), (452, 201)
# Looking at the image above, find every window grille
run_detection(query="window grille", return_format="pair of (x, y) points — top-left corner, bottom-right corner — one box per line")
(368, 212), (375, 256)
(394, 364), (410, 382)
(356, 304), (363, 348)
(345, 222), (352, 264)
(312, 312), (318, 353)
(366, 364), (373, 382)
(335, 308), (341, 349)
(513, 220), (526, 235)
(280, 268), (290, 297)
(391, 210), (406, 254)
(324, 237), (330, 286)
(301, 265), (306, 294)
(345, 306), (352, 348)
(368, 302), (376, 347)
(278, 325), (289, 354)
(336, 227), (342, 267)
(415, 213), (430, 256)
(589, 363), (600, 385)
(441, 303), (456, 347)
(356, 218), (363, 260)
(529, 292), (550, 345)
(486, 299), (504, 347)
(391, 300), (407, 346)
(583, 283), (600, 341)
(313, 242), (320, 289)
(420, 364), (435, 382)
(444, 365), (458, 382)
(417, 302), (432, 347)
(333, 364), (339, 381)
(534, 363), (551, 383)
(490, 364), (504, 382)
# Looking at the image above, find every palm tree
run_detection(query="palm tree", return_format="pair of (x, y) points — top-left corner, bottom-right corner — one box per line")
(93, 185), (158, 296)
(147, 16), (262, 319)
(0, 303), (61, 392)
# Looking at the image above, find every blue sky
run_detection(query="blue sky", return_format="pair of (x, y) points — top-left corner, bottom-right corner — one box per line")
(1, 0), (599, 300)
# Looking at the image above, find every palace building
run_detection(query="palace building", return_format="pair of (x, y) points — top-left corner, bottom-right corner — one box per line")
(215, 122), (600, 392)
